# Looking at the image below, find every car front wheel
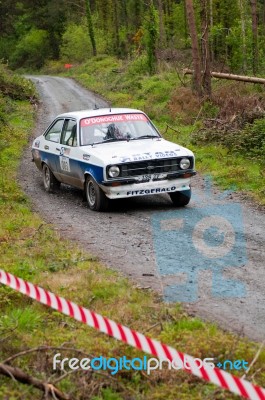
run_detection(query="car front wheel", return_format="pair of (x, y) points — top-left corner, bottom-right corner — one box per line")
(85, 176), (109, 211)
(42, 163), (61, 192)
(169, 189), (191, 207)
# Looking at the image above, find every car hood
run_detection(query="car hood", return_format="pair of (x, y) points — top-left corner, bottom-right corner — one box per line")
(82, 138), (194, 164)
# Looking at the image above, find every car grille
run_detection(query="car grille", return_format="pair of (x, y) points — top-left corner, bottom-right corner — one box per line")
(119, 157), (193, 177)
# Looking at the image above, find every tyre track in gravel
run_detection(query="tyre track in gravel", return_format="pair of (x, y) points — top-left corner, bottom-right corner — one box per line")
(19, 75), (265, 342)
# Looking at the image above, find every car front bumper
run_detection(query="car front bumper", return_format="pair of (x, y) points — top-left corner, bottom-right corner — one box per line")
(101, 174), (195, 199)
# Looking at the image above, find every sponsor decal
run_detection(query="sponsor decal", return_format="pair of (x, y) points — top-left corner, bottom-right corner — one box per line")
(132, 152), (152, 161)
(60, 156), (70, 172)
(83, 154), (91, 161)
(155, 151), (178, 158)
(81, 113), (147, 127)
(127, 187), (176, 196)
(119, 156), (131, 162)
(119, 151), (178, 163)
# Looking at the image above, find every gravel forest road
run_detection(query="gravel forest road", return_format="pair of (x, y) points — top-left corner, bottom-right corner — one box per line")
(20, 75), (265, 342)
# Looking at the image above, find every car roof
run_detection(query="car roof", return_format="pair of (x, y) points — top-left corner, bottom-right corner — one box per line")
(56, 108), (145, 120)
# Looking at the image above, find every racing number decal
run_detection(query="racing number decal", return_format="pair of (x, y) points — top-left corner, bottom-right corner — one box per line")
(60, 156), (70, 172)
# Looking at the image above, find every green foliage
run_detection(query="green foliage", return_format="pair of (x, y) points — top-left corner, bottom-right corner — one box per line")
(60, 22), (91, 63)
(10, 28), (50, 69)
(2, 0), (265, 76)
(229, 118), (265, 159)
(0, 63), (36, 101)
(225, 19), (253, 72)
(127, 54), (149, 75)
(0, 95), (10, 125)
(192, 117), (265, 162)
(92, 388), (123, 400)
(0, 307), (42, 333)
(0, 37), (17, 63)
(170, 3), (187, 48)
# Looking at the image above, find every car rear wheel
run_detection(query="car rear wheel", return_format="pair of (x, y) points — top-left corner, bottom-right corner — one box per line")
(42, 163), (61, 192)
(169, 189), (191, 207)
(85, 176), (109, 211)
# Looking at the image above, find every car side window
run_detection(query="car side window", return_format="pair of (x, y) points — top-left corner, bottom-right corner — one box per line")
(61, 119), (77, 147)
(45, 119), (64, 143)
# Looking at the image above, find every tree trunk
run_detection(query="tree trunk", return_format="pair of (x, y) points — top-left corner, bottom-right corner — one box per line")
(238, 0), (247, 72)
(209, 0), (214, 62)
(146, 0), (158, 75)
(184, 69), (265, 84)
(185, 0), (203, 96)
(85, 0), (97, 56)
(113, 0), (120, 54)
(263, 0), (265, 30)
(200, 0), (212, 98)
(158, 0), (166, 48)
(250, 0), (258, 74)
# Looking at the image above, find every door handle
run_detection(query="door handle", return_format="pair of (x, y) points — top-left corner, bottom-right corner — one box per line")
(44, 145), (49, 150)
(56, 147), (60, 151)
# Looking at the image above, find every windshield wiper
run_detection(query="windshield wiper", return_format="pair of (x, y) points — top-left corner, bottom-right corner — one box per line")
(132, 135), (159, 140)
(102, 138), (128, 143)
(83, 138), (128, 146)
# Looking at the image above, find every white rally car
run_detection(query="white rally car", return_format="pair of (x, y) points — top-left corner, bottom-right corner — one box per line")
(32, 108), (196, 211)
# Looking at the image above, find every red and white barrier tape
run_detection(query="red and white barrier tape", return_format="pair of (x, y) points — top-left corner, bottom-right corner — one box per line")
(0, 269), (264, 400)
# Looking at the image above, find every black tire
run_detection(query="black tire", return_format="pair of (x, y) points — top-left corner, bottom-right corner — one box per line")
(42, 163), (61, 192)
(85, 176), (109, 211)
(169, 189), (191, 207)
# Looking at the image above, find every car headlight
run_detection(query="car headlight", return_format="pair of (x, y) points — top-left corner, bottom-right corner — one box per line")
(179, 158), (190, 170)
(108, 165), (120, 178)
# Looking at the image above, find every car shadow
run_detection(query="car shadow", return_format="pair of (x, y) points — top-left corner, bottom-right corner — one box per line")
(57, 183), (175, 213)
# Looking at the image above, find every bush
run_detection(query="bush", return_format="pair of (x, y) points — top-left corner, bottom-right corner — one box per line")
(192, 117), (265, 161)
(127, 54), (150, 76)
(60, 23), (91, 63)
(10, 28), (50, 70)
(0, 62), (36, 101)
(191, 82), (265, 161)
(235, 119), (265, 157)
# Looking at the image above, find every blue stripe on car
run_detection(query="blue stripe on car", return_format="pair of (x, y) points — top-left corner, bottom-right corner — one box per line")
(78, 161), (104, 183)
(39, 150), (104, 184)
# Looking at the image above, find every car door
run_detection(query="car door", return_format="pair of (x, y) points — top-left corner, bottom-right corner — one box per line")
(57, 119), (81, 187)
(41, 118), (65, 180)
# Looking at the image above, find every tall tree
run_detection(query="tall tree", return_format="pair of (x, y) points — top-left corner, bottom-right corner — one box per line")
(113, 0), (120, 55)
(250, 0), (258, 74)
(157, 0), (166, 48)
(185, 0), (203, 96)
(146, 0), (159, 74)
(200, 0), (212, 97)
(85, 0), (97, 56)
(209, 0), (214, 61)
(238, 0), (247, 72)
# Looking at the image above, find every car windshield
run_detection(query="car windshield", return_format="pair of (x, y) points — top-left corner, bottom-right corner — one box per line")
(80, 113), (160, 145)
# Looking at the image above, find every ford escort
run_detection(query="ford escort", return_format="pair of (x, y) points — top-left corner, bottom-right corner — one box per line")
(31, 108), (196, 211)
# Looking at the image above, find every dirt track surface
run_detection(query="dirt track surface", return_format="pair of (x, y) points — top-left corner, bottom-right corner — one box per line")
(20, 75), (265, 342)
